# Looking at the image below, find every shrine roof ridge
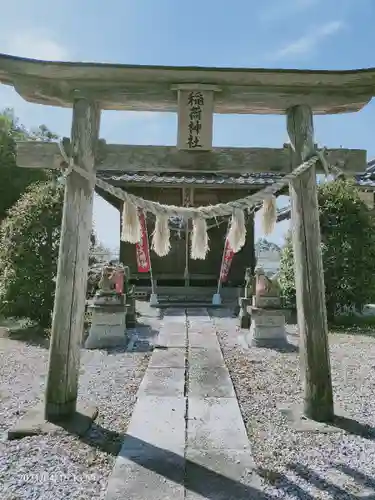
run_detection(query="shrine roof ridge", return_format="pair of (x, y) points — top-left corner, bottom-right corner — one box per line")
(2, 52), (375, 76)
(97, 169), (375, 189)
(274, 161), (375, 223)
(1, 53), (375, 114)
(97, 171), (283, 187)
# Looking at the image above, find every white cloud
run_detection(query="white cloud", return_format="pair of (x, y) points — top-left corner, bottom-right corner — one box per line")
(0, 30), (68, 61)
(271, 20), (344, 60)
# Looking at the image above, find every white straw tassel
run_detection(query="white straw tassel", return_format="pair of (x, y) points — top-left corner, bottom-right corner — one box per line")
(121, 200), (142, 243)
(227, 209), (246, 253)
(191, 217), (209, 260)
(152, 214), (171, 257)
(262, 195), (277, 235)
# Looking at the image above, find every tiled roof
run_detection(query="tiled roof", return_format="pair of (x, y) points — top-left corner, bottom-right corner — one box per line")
(276, 207), (292, 222)
(275, 159), (375, 222)
(97, 161), (375, 225)
(355, 159), (375, 187)
(98, 161), (375, 188)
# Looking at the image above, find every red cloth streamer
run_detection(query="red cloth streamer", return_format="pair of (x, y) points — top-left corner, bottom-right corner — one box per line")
(136, 210), (151, 273)
(219, 239), (234, 282)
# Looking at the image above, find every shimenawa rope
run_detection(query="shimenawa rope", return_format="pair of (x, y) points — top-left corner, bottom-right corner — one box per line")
(57, 141), (337, 259)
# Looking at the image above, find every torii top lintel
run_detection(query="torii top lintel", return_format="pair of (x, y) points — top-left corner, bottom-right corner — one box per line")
(0, 53), (375, 115)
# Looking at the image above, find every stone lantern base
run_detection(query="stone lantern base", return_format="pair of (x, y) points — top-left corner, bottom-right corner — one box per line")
(248, 306), (287, 348)
(85, 293), (127, 349)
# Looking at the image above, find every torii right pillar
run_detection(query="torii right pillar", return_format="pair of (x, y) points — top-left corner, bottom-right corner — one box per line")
(287, 104), (334, 422)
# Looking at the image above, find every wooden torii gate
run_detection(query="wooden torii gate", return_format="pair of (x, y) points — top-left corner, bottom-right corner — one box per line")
(1, 54), (374, 438)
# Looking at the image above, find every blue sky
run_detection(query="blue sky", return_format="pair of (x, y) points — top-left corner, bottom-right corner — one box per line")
(1, 0), (374, 252)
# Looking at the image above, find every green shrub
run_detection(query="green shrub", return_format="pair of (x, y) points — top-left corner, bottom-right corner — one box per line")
(279, 180), (375, 320)
(0, 109), (58, 223)
(0, 181), (64, 327)
(332, 313), (375, 329)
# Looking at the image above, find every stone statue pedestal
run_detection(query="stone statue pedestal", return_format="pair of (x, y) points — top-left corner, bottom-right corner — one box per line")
(238, 297), (251, 329)
(85, 292), (127, 349)
(253, 295), (282, 309)
(248, 302), (287, 348)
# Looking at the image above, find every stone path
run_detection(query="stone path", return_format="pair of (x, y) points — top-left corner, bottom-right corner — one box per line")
(105, 308), (264, 500)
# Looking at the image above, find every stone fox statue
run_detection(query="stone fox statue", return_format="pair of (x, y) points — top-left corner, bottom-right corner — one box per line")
(255, 266), (281, 297)
(98, 263), (119, 293)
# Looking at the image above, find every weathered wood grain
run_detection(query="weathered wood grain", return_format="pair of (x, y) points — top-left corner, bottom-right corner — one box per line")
(0, 54), (374, 113)
(45, 98), (101, 420)
(11, 78), (372, 114)
(287, 104), (334, 422)
(16, 141), (367, 175)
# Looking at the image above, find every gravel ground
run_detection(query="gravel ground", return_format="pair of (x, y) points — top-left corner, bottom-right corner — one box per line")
(0, 304), (158, 500)
(212, 311), (375, 500)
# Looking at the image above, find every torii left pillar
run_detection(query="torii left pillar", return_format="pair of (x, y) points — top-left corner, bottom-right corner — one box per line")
(8, 98), (101, 439)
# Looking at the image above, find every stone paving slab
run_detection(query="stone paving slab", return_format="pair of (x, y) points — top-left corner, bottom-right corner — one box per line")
(188, 318), (213, 328)
(138, 367), (185, 397)
(186, 308), (211, 316)
(158, 320), (186, 329)
(149, 347), (186, 368)
(158, 326), (187, 337)
(185, 449), (262, 500)
(125, 396), (186, 453)
(185, 477), (263, 499)
(189, 366), (236, 398)
(188, 324), (213, 331)
(188, 321), (213, 328)
(188, 333), (220, 348)
(187, 397), (250, 450)
(158, 319), (186, 333)
(163, 308), (186, 317)
(161, 313), (186, 328)
(188, 347), (224, 368)
(186, 448), (256, 478)
(106, 447), (185, 500)
(187, 325), (217, 336)
(105, 309), (259, 500)
(159, 320), (187, 330)
(157, 333), (187, 348)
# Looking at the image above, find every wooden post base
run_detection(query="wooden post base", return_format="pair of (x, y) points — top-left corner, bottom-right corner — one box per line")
(279, 404), (339, 430)
(7, 401), (98, 441)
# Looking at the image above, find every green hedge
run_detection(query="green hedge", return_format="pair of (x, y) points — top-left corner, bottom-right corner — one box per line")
(0, 181), (64, 327)
(279, 180), (375, 320)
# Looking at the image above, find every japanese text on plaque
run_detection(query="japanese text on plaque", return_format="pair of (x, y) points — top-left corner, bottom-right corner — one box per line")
(187, 91), (204, 149)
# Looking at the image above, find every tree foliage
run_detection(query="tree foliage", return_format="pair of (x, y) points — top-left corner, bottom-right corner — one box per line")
(0, 182), (64, 327)
(279, 180), (375, 319)
(0, 109), (111, 326)
(0, 108), (58, 223)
